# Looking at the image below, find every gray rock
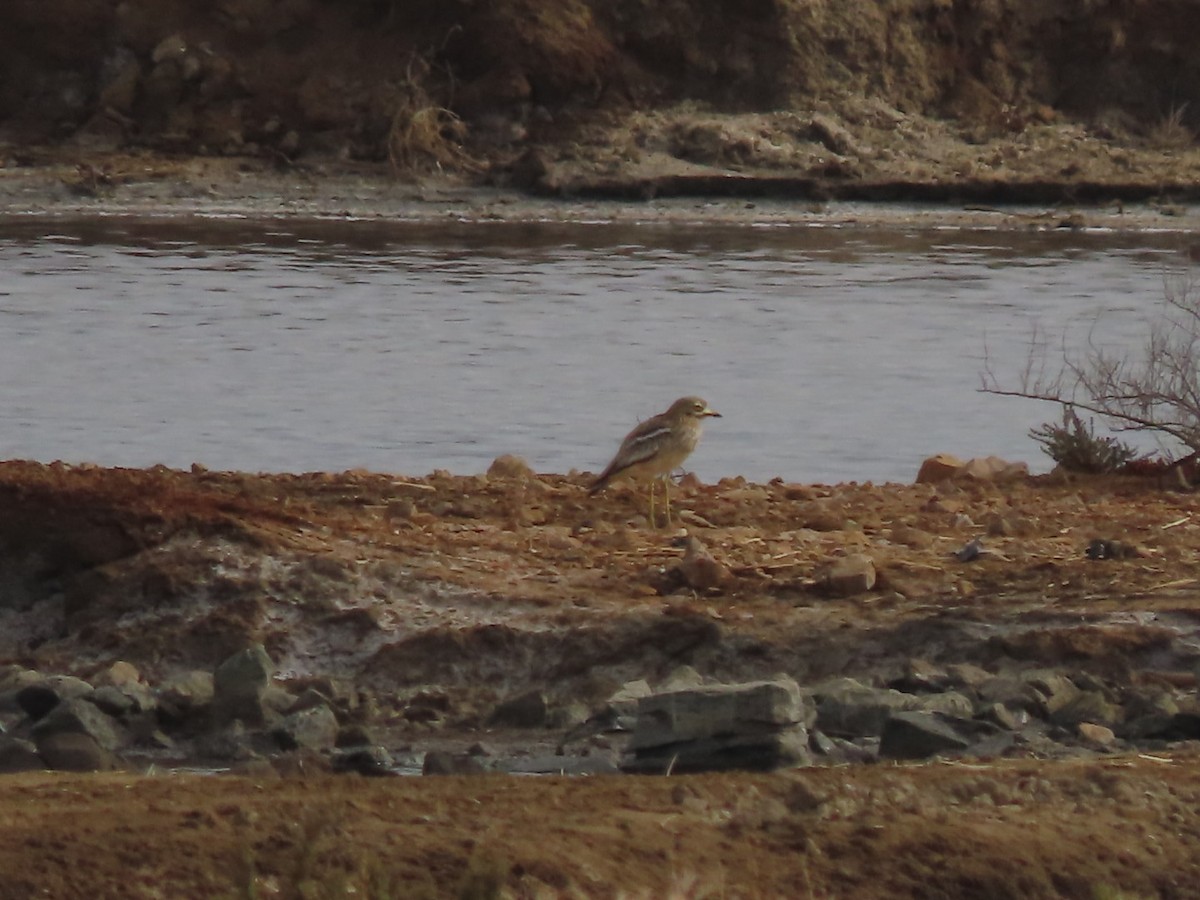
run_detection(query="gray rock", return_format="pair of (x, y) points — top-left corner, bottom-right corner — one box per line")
(975, 676), (1045, 713)
(332, 746), (396, 777)
(42, 675), (95, 702)
(1049, 690), (1122, 728)
(0, 666), (41, 693)
(10, 671), (94, 720)
(980, 702), (1027, 731)
(888, 658), (953, 693)
(501, 754), (620, 776)
(487, 690), (548, 728)
(212, 644), (275, 727)
(36, 732), (115, 772)
(916, 691), (974, 717)
(157, 670), (214, 724)
(0, 736), (44, 773)
(624, 678), (813, 773)
(195, 721), (259, 762)
(813, 677), (921, 737)
(31, 698), (124, 751)
(287, 687), (335, 716)
(658, 665), (706, 693)
(944, 663), (993, 690)
(1024, 671), (1082, 717)
(623, 726), (811, 774)
(822, 553), (876, 596)
(608, 679), (652, 720)
(879, 711), (971, 760)
(631, 678), (813, 750)
(90, 685), (136, 718)
(273, 704), (339, 752)
(15, 685), (61, 721)
(422, 750), (487, 775)
(95, 661), (142, 688)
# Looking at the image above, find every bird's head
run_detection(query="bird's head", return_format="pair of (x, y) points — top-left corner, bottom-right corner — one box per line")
(671, 396), (721, 420)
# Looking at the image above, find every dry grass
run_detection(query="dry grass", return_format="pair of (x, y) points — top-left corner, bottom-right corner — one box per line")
(1148, 102), (1193, 149)
(386, 55), (479, 179)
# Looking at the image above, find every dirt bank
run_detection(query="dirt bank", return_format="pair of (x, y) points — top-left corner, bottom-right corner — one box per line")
(3, 460), (1200, 896)
(5, 0), (1200, 206)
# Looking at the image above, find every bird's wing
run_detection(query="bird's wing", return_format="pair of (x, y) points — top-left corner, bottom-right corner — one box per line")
(589, 416), (672, 491)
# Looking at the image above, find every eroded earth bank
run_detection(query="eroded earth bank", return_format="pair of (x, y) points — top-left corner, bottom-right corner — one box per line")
(3, 458), (1200, 897)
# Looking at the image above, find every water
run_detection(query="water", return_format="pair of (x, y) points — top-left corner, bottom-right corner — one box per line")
(0, 216), (1189, 484)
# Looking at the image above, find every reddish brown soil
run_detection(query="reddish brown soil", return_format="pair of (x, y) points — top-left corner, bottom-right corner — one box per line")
(3, 461), (1200, 896)
(2, 754), (1200, 900)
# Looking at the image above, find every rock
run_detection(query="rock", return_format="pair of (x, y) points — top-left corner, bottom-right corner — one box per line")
(960, 456), (1028, 481)
(821, 553), (876, 596)
(43, 675), (95, 702)
(674, 535), (733, 591)
(36, 732), (115, 772)
(15, 685), (61, 721)
(1138, 712), (1200, 741)
(916, 691), (974, 717)
(273, 704), (339, 752)
(808, 113), (862, 156)
(487, 690), (547, 729)
(953, 538), (985, 562)
(888, 659), (952, 693)
(980, 702), (1027, 731)
(944, 663), (993, 691)
(889, 525), (934, 549)
(623, 678), (814, 773)
(0, 667), (43, 693)
(1077, 722), (1117, 747)
(332, 746), (396, 777)
(916, 454), (1027, 484)
(486, 454), (534, 479)
(658, 665), (705, 693)
(502, 754), (621, 776)
(813, 678), (920, 737)
(195, 722), (259, 762)
(95, 661), (142, 688)
(1085, 539), (1142, 560)
(879, 712), (971, 759)
(1024, 671), (1082, 717)
(916, 454), (965, 483)
(976, 676), (1045, 713)
(90, 685), (137, 718)
(1049, 691), (1122, 728)
(31, 698), (124, 752)
(287, 687), (335, 716)
(157, 670), (215, 724)
(422, 750), (487, 775)
(0, 737), (44, 773)
(212, 644), (275, 727)
(607, 679), (652, 723)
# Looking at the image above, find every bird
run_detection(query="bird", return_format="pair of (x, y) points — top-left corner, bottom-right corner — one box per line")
(589, 396), (721, 527)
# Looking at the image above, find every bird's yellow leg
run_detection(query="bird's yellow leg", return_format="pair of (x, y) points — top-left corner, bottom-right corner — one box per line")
(662, 476), (673, 527)
(647, 479), (657, 529)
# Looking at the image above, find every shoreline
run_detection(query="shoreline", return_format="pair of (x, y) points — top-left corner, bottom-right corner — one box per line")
(2, 155), (1199, 233)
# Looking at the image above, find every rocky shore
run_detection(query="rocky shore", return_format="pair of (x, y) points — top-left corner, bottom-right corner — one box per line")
(2, 455), (1200, 895)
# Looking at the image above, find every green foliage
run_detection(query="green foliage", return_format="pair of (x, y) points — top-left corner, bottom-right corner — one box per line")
(1029, 406), (1142, 473)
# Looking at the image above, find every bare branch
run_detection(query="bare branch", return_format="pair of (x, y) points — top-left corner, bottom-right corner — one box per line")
(980, 266), (1200, 459)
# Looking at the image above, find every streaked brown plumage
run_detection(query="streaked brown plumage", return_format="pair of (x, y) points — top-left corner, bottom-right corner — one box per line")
(589, 396), (721, 526)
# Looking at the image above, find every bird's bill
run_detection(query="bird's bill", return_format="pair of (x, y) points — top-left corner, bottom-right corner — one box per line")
(701, 407), (722, 418)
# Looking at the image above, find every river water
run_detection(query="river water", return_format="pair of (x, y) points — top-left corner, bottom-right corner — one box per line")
(0, 216), (1189, 484)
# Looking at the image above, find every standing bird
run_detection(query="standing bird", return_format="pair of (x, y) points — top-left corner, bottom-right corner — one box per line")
(589, 396), (721, 527)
